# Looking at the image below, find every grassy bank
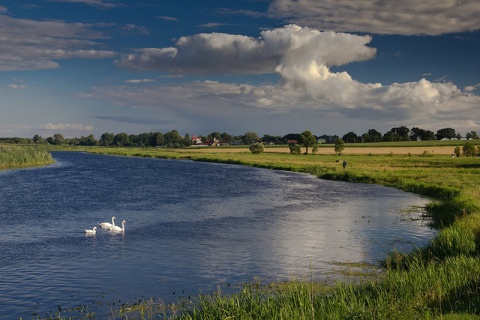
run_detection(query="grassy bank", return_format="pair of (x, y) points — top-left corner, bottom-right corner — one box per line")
(47, 146), (480, 318)
(0, 145), (54, 170)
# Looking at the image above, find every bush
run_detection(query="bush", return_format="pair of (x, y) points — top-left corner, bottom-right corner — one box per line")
(249, 143), (264, 154)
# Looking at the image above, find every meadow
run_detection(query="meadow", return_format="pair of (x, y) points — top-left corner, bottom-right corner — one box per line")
(2, 142), (480, 319)
(80, 143), (480, 319)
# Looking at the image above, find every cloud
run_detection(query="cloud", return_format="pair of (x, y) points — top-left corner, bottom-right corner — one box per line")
(198, 23), (229, 29)
(116, 24), (376, 74)
(268, 0), (480, 35)
(93, 115), (168, 125)
(39, 123), (95, 131)
(0, 11), (116, 71)
(8, 84), (27, 90)
(102, 25), (480, 134)
(465, 83), (480, 92)
(125, 79), (156, 84)
(48, 0), (120, 9)
(156, 16), (179, 22)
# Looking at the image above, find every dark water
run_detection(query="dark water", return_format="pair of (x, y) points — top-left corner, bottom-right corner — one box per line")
(0, 152), (434, 318)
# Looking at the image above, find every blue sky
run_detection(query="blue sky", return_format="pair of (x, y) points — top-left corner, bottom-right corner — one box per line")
(1, 0), (479, 139)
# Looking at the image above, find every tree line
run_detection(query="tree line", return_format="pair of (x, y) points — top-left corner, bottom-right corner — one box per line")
(0, 126), (478, 147)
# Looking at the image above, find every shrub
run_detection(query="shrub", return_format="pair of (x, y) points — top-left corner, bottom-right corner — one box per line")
(249, 143), (264, 154)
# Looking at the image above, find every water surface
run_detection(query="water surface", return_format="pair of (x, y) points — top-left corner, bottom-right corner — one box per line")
(0, 152), (435, 318)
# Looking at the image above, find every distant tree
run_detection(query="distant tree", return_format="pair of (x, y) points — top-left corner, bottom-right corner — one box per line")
(289, 143), (301, 155)
(283, 133), (301, 142)
(342, 131), (358, 143)
(32, 134), (45, 144)
(99, 132), (114, 146)
(471, 131), (479, 139)
(435, 128), (456, 140)
(410, 127), (426, 141)
(463, 141), (476, 157)
(242, 132), (258, 145)
(220, 132), (233, 143)
(262, 134), (284, 145)
(80, 134), (97, 146)
(249, 143), (264, 154)
(151, 132), (164, 146)
(334, 138), (345, 155)
(52, 134), (65, 145)
(424, 130), (436, 141)
(299, 130), (317, 154)
(456, 133), (462, 140)
(391, 126), (410, 141)
(164, 130), (184, 147)
(367, 129), (382, 142)
(113, 132), (130, 146)
(382, 131), (396, 142)
(454, 146), (461, 157)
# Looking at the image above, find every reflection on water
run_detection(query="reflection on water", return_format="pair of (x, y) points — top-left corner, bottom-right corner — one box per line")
(0, 152), (435, 318)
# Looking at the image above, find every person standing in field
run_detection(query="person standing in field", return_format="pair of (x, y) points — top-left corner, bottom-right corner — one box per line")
(343, 160), (347, 169)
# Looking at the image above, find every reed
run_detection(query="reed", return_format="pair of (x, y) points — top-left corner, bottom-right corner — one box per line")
(0, 145), (53, 169)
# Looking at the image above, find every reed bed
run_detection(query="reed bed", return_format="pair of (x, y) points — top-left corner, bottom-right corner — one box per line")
(0, 145), (53, 170)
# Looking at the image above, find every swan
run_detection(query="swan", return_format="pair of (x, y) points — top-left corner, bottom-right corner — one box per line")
(85, 226), (97, 234)
(109, 220), (126, 233)
(99, 216), (116, 229)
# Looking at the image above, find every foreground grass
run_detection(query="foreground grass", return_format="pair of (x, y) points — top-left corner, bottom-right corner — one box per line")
(0, 144), (54, 170)
(33, 146), (480, 318)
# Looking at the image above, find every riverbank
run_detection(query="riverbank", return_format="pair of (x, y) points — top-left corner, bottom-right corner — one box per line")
(77, 146), (480, 319)
(0, 145), (54, 170)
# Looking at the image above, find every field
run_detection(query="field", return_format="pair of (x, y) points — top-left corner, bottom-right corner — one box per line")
(182, 145), (458, 155)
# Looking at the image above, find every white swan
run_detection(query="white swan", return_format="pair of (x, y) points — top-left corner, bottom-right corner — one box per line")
(99, 216), (116, 229)
(109, 220), (126, 233)
(85, 226), (97, 234)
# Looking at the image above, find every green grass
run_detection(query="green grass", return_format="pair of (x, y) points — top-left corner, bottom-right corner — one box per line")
(0, 144), (54, 170)
(23, 145), (480, 319)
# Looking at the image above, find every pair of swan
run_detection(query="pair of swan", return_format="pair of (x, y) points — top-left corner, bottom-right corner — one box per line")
(98, 216), (126, 233)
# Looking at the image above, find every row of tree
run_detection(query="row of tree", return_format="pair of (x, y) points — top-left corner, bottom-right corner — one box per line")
(0, 126), (478, 147)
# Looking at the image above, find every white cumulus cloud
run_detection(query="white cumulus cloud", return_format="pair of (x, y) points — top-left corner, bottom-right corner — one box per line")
(116, 24), (376, 75)
(268, 0), (480, 35)
(101, 25), (480, 134)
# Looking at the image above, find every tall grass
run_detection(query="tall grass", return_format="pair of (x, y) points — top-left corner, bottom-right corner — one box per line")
(0, 145), (53, 169)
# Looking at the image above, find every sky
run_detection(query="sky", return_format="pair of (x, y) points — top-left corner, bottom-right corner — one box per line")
(1, 0), (480, 139)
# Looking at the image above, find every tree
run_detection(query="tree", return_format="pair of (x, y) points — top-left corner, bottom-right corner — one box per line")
(435, 128), (456, 140)
(51, 134), (65, 145)
(367, 129), (382, 142)
(334, 138), (345, 155)
(32, 134), (45, 144)
(99, 132), (114, 146)
(289, 143), (301, 155)
(113, 132), (130, 146)
(391, 126), (410, 141)
(342, 131), (358, 143)
(462, 141), (476, 157)
(242, 132), (258, 145)
(299, 130), (317, 154)
(454, 146), (461, 157)
(151, 132), (164, 146)
(249, 143), (264, 154)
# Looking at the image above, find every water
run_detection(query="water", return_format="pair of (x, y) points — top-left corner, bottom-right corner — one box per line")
(0, 152), (435, 318)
